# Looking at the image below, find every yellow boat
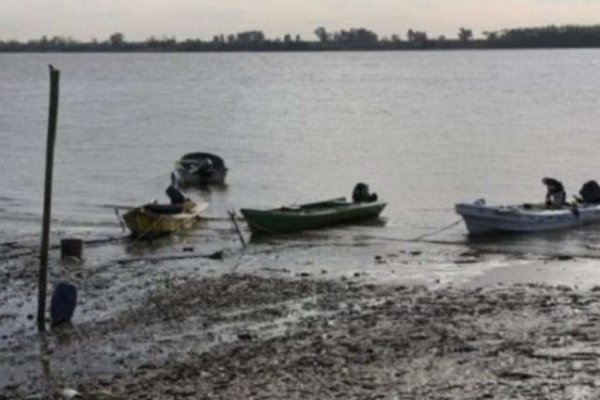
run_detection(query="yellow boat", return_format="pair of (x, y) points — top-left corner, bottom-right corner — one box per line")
(123, 200), (207, 238)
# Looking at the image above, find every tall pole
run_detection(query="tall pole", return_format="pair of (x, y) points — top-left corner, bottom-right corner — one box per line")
(37, 65), (60, 332)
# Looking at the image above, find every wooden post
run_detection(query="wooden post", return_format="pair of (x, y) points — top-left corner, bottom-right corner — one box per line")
(37, 66), (60, 332)
(228, 210), (246, 248)
(60, 238), (83, 260)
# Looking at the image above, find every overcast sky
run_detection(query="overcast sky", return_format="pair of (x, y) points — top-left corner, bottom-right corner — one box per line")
(3, 0), (600, 42)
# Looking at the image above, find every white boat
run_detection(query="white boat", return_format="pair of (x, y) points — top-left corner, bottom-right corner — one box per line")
(455, 199), (600, 235)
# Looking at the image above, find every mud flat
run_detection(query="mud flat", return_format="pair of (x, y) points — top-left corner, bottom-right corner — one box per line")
(3, 268), (600, 399)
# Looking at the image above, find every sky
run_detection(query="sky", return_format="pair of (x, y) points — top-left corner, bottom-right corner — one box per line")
(3, 0), (600, 42)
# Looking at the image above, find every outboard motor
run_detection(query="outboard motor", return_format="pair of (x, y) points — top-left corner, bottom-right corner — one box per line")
(170, 170), (182, 188)
(352, 183), (378, 203)
(166, 185), (186, 205)
(579, 180), (600, 204)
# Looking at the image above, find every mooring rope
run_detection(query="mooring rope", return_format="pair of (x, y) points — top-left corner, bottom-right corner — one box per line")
(410, 218), (463, 242)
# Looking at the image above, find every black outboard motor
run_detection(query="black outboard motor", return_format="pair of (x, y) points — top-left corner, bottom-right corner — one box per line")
(166, 185), (186, 205)
(352, 183), (378, 203)
(579, 180), (600, 204)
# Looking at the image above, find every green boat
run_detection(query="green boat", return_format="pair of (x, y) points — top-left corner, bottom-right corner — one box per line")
(240, 197), (387, 234)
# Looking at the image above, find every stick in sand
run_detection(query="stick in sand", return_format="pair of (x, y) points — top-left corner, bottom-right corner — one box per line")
(228, 209), (246, 248)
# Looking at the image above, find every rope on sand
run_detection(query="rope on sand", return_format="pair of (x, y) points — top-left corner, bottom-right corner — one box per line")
(345, 219), (464, 246)
(410, 219), (464, 242)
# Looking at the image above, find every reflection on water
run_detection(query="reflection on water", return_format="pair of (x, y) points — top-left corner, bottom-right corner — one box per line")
(463, 223), (600, 258)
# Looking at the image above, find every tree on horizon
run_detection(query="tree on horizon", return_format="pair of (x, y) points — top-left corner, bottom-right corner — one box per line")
(458, 27), (473, 42)
(109, 32), (124, 47)
(314, 27), (329, 43)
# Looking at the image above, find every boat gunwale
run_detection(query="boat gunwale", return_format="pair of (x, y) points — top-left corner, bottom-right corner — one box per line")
(125, 202), (207, 220)
(241, 200), (387, 218)
(455, 202), (600, 219)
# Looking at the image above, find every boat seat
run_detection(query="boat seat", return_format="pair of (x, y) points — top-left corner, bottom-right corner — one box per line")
(143, 203), (183, 215)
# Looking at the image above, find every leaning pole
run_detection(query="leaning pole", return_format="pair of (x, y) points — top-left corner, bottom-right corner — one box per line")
(37, 65), (60, 332)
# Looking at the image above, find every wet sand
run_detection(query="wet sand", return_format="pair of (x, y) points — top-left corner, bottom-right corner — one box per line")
(3, 230), (600, 399)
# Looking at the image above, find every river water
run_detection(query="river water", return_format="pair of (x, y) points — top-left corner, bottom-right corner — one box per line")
(2, 50), (600, 257)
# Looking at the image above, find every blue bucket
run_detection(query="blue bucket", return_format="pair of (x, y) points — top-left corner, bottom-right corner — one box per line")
(50, 282), (77, 324)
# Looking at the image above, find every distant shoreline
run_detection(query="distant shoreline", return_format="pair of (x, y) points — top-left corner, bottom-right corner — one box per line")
(4, 24), (600, 53)
(3, 45), (600, 53)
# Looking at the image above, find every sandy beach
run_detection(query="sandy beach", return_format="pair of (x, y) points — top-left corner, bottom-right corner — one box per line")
(3, 229), (600, 399)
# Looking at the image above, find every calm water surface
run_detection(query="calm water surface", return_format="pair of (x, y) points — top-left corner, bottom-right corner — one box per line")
(2, 50), (600, 256)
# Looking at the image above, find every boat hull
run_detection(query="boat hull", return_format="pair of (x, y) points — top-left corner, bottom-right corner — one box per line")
(123, 202), (206, 238)
(175, 152), (228, 186)
(177, 168), (227, 186)
(455, 201), (600, 235)
(241, 198), (386, 234)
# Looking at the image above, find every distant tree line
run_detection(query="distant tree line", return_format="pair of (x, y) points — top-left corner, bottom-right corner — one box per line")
(3, 25), (600, 52)
(483, 25), (600, 48)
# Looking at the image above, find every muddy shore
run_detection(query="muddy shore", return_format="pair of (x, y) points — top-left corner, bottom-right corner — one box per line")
(3, 231), (600, 399)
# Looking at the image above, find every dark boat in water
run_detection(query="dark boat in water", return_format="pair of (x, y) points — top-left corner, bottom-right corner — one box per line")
(173, 152), (227, 186)
(241, 197), (386, 234)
